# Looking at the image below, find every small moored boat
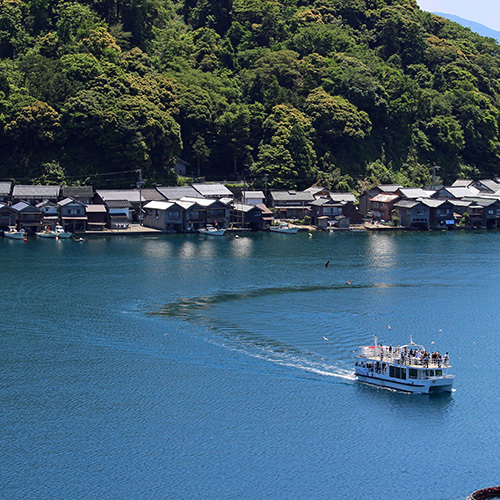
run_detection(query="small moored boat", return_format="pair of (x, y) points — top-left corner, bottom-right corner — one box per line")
(3, 227), (26, 240)
(269, 221), (299, 234)
(36, 227), (57, 238)
(55, 225), (72, 239)
(355, 336), (454, 394)
(198, 225), (226, 236)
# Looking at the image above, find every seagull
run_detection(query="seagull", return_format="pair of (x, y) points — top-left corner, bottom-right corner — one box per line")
(325, 260), (330, 269)
(323, 336), (330, 341)
(235, 234), (240, 238)
(346, 279), (353, 285)
(388, 325), (391, 330)
(308, 232), (313, 237)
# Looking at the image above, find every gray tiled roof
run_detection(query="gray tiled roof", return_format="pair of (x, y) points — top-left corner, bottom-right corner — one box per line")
(96, 189), (144, 203)
(271, 190), (314, 202)
(12, 185), (60, 198)
(11, 201), (42, 212)
(394, 200), (421, 209)
(105, 199), (132, 208)
(156, 186), (203, 200)
(329, 192), (357, 203)
(398, 188), (433, 199)
(192, 183), (233, 197)
(61, 186), (93, 198)
(0, 182), (11, 196)
(141, 188), (167, 202)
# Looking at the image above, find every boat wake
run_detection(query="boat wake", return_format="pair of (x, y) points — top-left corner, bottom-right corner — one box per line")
(151, 286), (361, 383)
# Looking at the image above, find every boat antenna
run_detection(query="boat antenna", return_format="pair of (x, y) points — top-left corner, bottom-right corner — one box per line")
(373, 335), (378, 349)
(410, 334), (415, 345)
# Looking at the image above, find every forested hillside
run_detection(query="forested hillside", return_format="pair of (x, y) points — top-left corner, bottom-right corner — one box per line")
(1, 0), (500, 191)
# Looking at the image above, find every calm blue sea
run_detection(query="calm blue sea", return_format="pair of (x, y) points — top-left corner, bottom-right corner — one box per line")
(1, 230), (500, 500)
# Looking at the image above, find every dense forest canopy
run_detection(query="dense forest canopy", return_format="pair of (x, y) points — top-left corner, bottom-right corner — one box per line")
(1, 0), (500, 191)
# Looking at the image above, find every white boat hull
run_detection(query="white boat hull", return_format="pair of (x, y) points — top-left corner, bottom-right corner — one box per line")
(355, 371), (454, 394)
(269, 226), (299, 234)
(198, 228), (226, 236)
(36, 232), (57, 238)
(4, 230), (25, 240)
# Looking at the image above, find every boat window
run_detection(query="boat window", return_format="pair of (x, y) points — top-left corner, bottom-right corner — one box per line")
(389, 366), (407, 380)
(435, 370), (442, 376)
(427, 370), (435, 377)
(409, 368), (418, 379)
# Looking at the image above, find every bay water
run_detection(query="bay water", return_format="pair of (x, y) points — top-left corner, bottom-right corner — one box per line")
(2, 230), (500, 500)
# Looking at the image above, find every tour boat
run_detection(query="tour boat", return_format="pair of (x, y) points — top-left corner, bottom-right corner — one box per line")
(198, 225), (226, 236)
(355, 336), (454, 394)
(269, 222), (300, 234)
(3, 227), (26, 240)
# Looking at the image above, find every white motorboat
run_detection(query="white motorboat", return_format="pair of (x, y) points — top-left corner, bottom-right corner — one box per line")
(355, 336), (454, 394)
(55, 225), (72, 239)
(3, 227), (26, 240)
(198, 225), (226, 236)
(269, 222), (300, 234)
(36, 228), (57, 238)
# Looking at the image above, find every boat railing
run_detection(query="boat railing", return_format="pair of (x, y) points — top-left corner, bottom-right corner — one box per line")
(357, 347), (450, 368)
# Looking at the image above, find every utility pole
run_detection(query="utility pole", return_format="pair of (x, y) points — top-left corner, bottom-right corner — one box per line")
(433, 165), (441, 190)
(137, 169), (143, 225)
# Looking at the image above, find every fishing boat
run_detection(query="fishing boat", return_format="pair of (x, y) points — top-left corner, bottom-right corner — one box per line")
(3, 227), (26, 240)
(269, 221), (300, 234)
(355, 336), (454, 394)
(54, 225), (72, 239)
(198, 225), (226, 236)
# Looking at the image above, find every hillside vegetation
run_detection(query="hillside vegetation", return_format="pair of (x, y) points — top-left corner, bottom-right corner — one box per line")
(1, 0), (500, 191)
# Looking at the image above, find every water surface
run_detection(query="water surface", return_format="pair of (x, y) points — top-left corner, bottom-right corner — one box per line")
(1, 231), (499, 499)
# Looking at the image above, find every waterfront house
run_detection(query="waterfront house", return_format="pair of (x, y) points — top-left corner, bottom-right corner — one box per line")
(394, 199), (431, 229)
(310, 197), (345, 226)
(10, 201), (43, 233)
(12, 185), (60, 205)
(270, 190), (314, 220)
(231, 202), (265, 231)
(36, 200), (59, 228)
(104, 200), (131, 229)
(0, 182), (11, 203)
(180, 196), (230, 230)
(431, 199), (459, 229)
(192, 182), (233, 200)
(61, 186), (93, 205)
(464, 198), (500, 228)
(85, 204), (107, 231)
(95, 189), (145, 222)
(0, 203), (16, 229)
(143, 201), (185, 232)
(358, 185), (402, 215)
(368, 193), (400, 221)
(58, 198), (88, 232)
(241, 191), (265, 205)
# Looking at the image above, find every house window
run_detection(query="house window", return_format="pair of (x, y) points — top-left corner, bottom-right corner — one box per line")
(416, 209), (424, 215)
(168, 210), (180, 219)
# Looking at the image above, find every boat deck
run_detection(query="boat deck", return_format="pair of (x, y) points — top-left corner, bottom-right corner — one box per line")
(357, 346), (450, 369)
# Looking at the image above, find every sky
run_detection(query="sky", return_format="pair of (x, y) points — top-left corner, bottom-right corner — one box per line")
(417, 0), (500, 31)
